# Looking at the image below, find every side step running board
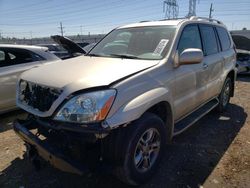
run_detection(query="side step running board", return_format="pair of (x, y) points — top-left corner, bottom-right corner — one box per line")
(173, 98), (219, 136)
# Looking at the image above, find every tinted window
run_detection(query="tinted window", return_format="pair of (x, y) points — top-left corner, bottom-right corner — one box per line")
(178, 25), (202, 54)
(0, 48), (44, 67)
(9, 49), (33, 64)
(7, 48), (44, 64)
(216, 27), (231, 51)
(200, 25), (219, 55)
(0, 50), (5, 61)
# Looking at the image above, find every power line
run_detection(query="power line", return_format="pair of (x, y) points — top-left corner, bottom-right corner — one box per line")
(0, 0), (80, 14)
(1, 1), (250, 26)
(0, 1), (160, 26)
(0, 0), (52, 13)
(1, 0), (127, 16)
(1, 0), (140, 23)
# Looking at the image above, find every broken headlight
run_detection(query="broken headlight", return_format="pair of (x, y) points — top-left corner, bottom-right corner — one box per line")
(54, 89), (116, 123)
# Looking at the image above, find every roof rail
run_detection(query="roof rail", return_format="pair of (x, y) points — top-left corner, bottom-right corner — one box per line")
(189, 16), (224, 25)
(159, 17), (187, 21)
(139, 20), (151, 23)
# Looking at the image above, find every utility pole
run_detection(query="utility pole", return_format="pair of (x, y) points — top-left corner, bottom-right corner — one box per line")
(163, 0), (179, 19)
(30, 31), (33, 45)
(209, 3), (214, 19)
(80, 25), (83, 42)
(59, 22), (65, 36)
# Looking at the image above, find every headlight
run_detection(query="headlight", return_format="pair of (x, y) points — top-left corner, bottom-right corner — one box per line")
(54, 89), (116, 123)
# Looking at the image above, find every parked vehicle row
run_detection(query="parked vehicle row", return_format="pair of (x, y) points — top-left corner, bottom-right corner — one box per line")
(12, 16), (236, 185)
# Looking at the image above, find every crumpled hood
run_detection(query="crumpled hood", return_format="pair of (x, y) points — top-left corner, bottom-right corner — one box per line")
(20, 55), (158, 91)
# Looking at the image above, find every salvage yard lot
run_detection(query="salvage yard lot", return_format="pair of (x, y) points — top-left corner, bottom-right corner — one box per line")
(0, 76), (249, 188)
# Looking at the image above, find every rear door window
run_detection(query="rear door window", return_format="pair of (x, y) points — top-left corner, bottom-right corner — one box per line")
(178, 25), (202, 54)
(216, 27), (231, 51)
(200, 25), (219, 56)
(5, 48), (44, 66)
(0, 48), (45, 67)
(8, 48), (33, 64)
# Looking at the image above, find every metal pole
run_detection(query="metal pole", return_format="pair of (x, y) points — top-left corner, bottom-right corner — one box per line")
(209, 3), (213, 19)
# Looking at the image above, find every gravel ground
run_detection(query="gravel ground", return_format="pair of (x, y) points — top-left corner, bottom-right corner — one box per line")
(0, 75), (249, 188)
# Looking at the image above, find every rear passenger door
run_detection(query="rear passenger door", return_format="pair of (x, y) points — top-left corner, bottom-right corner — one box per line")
(0, 48), (44, 111)
(216, 26), (235, 88)
(199, 25), (223, 100)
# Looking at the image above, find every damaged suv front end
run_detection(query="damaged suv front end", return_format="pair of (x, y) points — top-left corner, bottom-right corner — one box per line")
(13, 54), (161, 175)
(15, 79), (119, 174)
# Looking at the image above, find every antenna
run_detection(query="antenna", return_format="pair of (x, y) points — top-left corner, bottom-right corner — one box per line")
(209, 3), (214, 19)
(163, 0), (179, 19)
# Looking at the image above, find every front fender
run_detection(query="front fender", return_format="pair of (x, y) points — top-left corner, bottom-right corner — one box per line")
(105, 87), (173, 128)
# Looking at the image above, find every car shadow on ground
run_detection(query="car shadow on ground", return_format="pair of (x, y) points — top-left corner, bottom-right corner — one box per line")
(0, 110), (27, 133)
(237, 74), (250, 82)
(0, 104), (247, 188)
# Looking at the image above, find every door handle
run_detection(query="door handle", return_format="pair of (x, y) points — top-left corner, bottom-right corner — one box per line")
(203, 63), (208, 69)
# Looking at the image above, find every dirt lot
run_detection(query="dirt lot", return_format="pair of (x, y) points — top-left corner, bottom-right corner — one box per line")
(0, 75), (249, 188)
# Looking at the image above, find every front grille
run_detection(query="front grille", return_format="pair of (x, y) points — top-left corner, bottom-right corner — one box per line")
(19, 80), (62, 112)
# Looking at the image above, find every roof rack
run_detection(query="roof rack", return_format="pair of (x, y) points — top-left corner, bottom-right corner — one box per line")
(189, 16), (224, 25)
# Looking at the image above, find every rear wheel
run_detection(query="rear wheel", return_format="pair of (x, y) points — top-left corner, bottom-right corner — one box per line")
(217, 77), (232, 112)
(108, 113), (167, 185)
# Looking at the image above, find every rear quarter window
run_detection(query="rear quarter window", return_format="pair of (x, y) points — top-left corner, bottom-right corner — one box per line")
(216, 27), (231, 51)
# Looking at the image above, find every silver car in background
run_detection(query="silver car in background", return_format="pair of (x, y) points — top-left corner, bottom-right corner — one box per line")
(0, 44), (61, 113)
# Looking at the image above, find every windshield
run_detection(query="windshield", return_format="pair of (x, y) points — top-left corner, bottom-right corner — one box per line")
(87, 26), (176, 60)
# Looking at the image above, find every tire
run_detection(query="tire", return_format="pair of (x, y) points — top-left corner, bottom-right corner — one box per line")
(217, 77), (232, 112)
(105, 113), (167, 186)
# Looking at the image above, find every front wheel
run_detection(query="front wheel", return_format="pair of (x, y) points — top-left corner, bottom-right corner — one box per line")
(217, 77), (232, 112)
(113, 113), (167, 185)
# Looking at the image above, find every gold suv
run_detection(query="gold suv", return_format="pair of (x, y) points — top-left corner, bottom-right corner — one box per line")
(14, 17), (236, 185)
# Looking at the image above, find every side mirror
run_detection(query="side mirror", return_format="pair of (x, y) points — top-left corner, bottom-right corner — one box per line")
(174, 48), (203, 67)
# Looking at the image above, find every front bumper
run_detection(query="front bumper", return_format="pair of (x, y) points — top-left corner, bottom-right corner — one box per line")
(13, 119), (98, 175)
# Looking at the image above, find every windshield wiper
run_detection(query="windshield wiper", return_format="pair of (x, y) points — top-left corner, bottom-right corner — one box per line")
(109, 54), (140, 59)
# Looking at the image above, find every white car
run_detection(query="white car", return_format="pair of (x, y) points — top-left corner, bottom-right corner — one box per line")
(0, 44), (61, 113)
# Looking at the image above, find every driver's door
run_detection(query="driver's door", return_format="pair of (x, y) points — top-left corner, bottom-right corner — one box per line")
(173, 24), (207, 120)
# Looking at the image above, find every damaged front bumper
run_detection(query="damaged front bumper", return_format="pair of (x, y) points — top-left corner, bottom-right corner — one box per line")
(13, 119), (110, 175)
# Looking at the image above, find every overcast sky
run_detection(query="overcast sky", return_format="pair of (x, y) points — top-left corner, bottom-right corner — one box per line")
(0, 0), (249, 38)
